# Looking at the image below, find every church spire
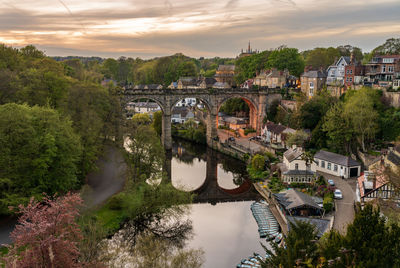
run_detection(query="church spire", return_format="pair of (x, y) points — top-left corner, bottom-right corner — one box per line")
(248, 41), (251, 53)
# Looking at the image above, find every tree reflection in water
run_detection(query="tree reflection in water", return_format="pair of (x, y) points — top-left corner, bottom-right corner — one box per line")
(102, 205), (203, 267)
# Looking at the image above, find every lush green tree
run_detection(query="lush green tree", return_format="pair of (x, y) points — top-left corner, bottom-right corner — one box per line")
(152, 110), (163, 136)
(344, 204), (400, 267)
(219, 98), (249, 116)
(286, 130), (309, 148)
(0, 104), (82, 215)
(251, 154), (265, 171)
(344, 88), (379, 152)
(235, 51), (271, 84)
(371, 38), (400, 55)
(126, 118), (165, 180)
(266, 46), (305, 77)
(317, 230), (344, 263)
(299, 91), (336, 130)
(322, 102), (354, 154)
(336, 45), (363, 62)
(305, 47), (340, 70)
(262, 220), (319, 268)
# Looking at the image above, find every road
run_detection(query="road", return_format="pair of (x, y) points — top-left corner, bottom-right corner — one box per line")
(218, 130), (264, 153)
(319, 172), (356, 235)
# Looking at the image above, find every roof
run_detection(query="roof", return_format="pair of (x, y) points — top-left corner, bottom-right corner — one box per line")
(217, 65), (235, 71)
(172, 107), (194, 118)
(387, 151), (400, 166)
(287, 216), (330, 237)
(265, 122), (287, 134)
(274, 189), (322, 211)
(178, 77), (198, 86)
(340, 56), (351, 65)
(283, 147), (303, 162)
(283, 170), (315, 176)
(301, 70), (327, 78)
(314, 150), (360, 167)
(357, 171), (388, 198)
(201, 77), (217, 86)
(146, 84), (162, 90)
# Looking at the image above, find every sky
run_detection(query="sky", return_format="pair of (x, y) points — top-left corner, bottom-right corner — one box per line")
(0, 0), (399, 59)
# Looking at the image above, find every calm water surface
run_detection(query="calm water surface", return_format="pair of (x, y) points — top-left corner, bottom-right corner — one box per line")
(170, 140), (266, 267)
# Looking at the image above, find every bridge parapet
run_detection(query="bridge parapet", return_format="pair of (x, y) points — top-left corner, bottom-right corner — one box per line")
(123, 87), (280, 95)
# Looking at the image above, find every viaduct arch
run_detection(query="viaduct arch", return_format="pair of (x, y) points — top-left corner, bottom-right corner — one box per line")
(123, 87), (281, 150)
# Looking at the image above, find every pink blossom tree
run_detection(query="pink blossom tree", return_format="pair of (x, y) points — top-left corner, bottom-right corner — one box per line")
(3, 193), (88, 268)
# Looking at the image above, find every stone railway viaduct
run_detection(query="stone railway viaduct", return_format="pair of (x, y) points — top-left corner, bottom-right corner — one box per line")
(123, 87), (282, 150)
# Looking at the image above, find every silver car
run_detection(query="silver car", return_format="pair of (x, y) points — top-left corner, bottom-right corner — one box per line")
(334, 189), (343, 199)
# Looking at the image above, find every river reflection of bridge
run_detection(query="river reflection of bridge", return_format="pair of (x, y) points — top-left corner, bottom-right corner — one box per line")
(166, 140), (260, 204)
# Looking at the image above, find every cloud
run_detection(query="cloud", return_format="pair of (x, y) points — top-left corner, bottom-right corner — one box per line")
(0, 0), (399, 58)
(225, 0), (239, 9)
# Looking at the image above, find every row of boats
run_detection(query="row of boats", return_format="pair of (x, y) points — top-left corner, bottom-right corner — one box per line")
(250, 201), (281, 240)
(236, 254), (267, 268)
(236, 201), (282, 268)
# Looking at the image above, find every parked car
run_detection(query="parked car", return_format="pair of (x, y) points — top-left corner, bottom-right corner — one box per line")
(327, 179), (335, 186)
(249, 137), (255, 141)
(334, 189), (343, 199)
(228, 137), (235, 142)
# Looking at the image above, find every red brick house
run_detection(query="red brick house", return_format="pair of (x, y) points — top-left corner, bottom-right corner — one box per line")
(344, 53), (365, 88)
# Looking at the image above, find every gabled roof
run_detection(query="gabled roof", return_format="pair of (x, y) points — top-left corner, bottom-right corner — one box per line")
(200, 77), (217, 87)
(287, 216), (330, 237)
(283, 147), (303, 162)
(274, 189), (322, 211)
(314, 150), (360, 167)
(178, 77), (198, 86)
(264, 121), (287, 134)
(301, 70), (327, 78)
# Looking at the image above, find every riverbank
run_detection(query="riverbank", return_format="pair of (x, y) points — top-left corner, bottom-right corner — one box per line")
(0, 144), (128, 246)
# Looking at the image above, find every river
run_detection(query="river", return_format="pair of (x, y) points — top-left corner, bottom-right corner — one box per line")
(170, 139), (266, 267)
(1, 140), (267, 267)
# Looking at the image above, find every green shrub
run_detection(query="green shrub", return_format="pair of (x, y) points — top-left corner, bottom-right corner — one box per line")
(251, 154), (265, 171)
(323, 196), (333, 212)
(107, 194), (124, 210)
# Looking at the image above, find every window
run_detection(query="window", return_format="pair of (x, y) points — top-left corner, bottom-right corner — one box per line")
(309, 81), (314, 88)
(295, 163), (299, 170)
(349, 77), (353, 82)
(310, 88), (314, 96)
(321, 161), (325, 168)
(382, 65), (386, 72)
(383, 58), (394, 63)
(334, 165), (338, 172)
(388, 66), (394, 72)
(327, 163), (331, 170)
(346, 69), (349, 74)
(350, 69), (353, 74)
